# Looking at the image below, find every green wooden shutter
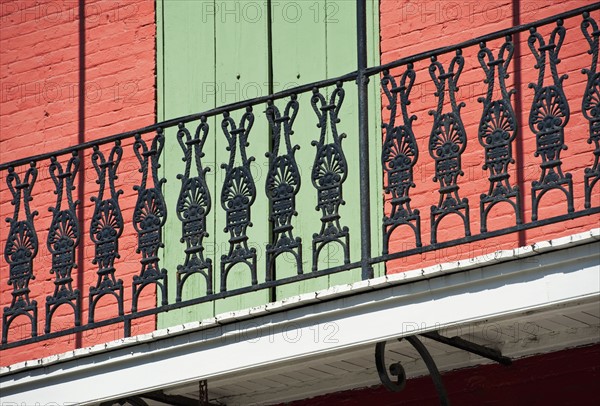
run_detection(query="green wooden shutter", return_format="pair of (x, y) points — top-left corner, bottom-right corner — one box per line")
(157, 0), (381, 328)
(270, 0), (383, 298)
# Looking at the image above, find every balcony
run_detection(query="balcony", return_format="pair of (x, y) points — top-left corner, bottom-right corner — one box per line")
(2, 2), (599, 348)
(1, 3), (600, 403)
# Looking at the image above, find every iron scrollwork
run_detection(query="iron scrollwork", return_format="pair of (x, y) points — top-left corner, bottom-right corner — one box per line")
(375, 337), (449, 405)
(45, 152), (81, 333)
(176, 120), (213, 301)
(311, 83), (350, 271)
(132, 130), (168, 312)
(2, 164), (39, 344)
(89, 142), (124, 323)
(220, 108), (257, 292)
(381, 65), (422, 254)
(428, 51), (471, 244)
(265, 97), (303, 279)
(582, 12), (600, 209)
(528, 21), (574, 221)
(477, 37), (522, 232)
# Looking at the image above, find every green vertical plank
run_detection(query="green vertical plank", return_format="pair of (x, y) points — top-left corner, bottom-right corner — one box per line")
(330, 0), (383, 279)
(213, 3), (271, 315)
(324, 0), (362, 286)
(158, 0), (217, 328)
(323, 0), (382, 285)
(270, 1), (328, 299)
(271, 0), (382, 296)
(158, 0), (382, 325)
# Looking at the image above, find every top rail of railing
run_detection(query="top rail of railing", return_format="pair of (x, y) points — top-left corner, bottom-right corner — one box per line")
(365, 2), (600, 76)
(2, 2), (599, 172)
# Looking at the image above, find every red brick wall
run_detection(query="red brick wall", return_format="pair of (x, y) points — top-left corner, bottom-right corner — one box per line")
(1, 0), (598, 368)
(0, 0), (156, 366)
(380, 1), (600, 273)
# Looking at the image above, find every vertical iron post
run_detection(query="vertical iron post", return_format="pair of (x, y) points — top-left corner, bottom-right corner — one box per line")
(357, 0), (373, 279)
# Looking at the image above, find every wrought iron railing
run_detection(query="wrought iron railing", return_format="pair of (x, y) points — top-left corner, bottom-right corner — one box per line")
(1, 4), (600, 350)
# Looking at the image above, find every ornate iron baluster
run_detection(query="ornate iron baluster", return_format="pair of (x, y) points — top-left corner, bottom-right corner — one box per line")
(2, 164), (39, 344)
(428, 51), (471, 244)
(477, 37), (522, 233)
(528, 21), (574, 221)
(220, 108), (257, 292)
(582, 12), (600, 209)
(89, 142), (124, 323)
(265, 97), (303, 280)
(45, 152), (81, 333)
(176, 119), (213, 301)
(132, 130), (168, 312)
(311, 83), (350, 272)
(381, 65), (422, 254)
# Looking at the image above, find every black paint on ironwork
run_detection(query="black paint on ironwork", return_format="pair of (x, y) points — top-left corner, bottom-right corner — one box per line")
(357, 0), (374, 280)
(381, 65), (422, 253)
(99, 397), (149, 406)
(582, 12), (600, 209)
(376, 331), (512, 403)
(375, 340), (407, 392)
(265, 97), (303, 279)
(131, 130), (168, 313)
(421, 331), (512, 365)
(375, 337), (450, 405)
(310, 83), (351, 272)
(175, 119), (213, 301)
(45, 153), (81, 334)
(2, 7), (600, 351)
(2, 4), (599, 174)
(477, 37), (522, 233)
(220, 108), (258, 292)
(2, 164), (39, 344)
(89, 143), (125, 323)
(366, 4), (600, 77)
(428, 51), (471, 244)
(528, 21), (574, 221)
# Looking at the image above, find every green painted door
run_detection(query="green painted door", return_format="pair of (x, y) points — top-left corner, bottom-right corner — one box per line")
(157, 0), (381, 328)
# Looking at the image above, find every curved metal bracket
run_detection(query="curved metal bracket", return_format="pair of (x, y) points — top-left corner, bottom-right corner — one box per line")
(376, 336), (450, 405)
(376, 331), (511, 404)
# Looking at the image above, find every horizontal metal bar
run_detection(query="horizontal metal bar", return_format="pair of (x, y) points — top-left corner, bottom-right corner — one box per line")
(0, 315), (125, 350)
(371, 207), (600, 265)
(0, 72), (357, 171)
(3, 3), (598, 171)
(421, 331), (512, 366)
(365, 2), (600, 76)
(2, 206), (598, 351)
(0, 260), (362, 350)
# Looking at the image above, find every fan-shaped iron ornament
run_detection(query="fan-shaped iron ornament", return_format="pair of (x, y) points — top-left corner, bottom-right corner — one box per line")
(89, 143), (125, 323)
(45, 153), (81, 334)
(477, 37), (522, 232)
(220, 108), (258, 292)
(265, 97), (303, 279)
(175, 119), (213, 300)
(528, 22), (574, 221)
(310, 83), (351, 271)
(132, 130), (168, 313)
(428, 51), (471, 244)
(582, 12), (600, 209)
(381, 65), (422, 253)
(3, 164), (39, 344)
